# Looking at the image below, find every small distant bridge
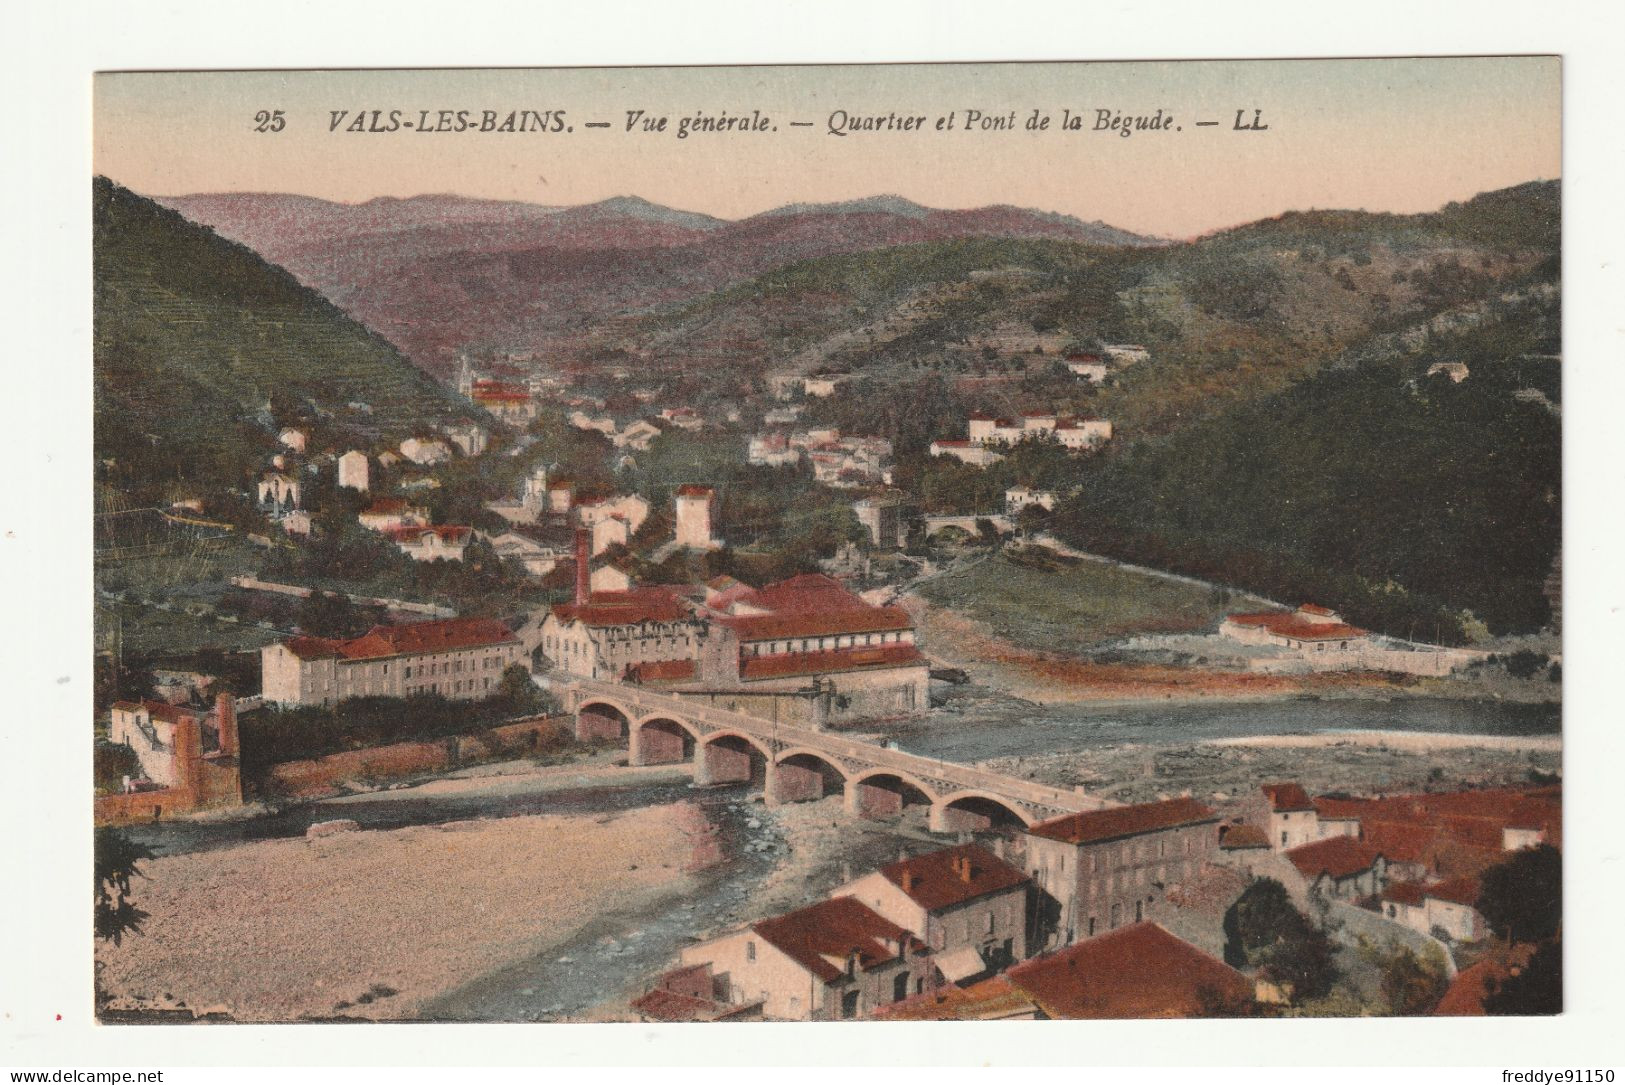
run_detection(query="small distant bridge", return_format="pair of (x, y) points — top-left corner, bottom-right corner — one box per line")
(557, 677), (1115, 833)
(922, 513), (1013, 539)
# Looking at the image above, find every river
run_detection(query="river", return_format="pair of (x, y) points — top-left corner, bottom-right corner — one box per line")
(876, 685), (1559, 763)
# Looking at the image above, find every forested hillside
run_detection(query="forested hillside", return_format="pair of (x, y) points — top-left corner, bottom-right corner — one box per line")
(1050, 288), (1561, 639)
(94, 177), (465, 508)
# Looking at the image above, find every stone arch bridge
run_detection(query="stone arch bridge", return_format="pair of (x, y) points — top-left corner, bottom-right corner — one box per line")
(559, 677), (1115, 833)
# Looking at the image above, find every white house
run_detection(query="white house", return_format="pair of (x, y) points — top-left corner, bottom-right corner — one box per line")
(278, 428), (308, 453)
(1004, 487), (1057, 515)
(337, 450), (369, 492)
(929, 440), (1004, 467)
(399, 436), (453, 466)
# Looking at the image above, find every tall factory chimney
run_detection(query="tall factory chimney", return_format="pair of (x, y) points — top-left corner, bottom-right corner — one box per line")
(574, 528), (590, 606)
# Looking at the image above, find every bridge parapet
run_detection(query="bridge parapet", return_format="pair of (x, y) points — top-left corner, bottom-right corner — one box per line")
(562, 676), (1114, 821)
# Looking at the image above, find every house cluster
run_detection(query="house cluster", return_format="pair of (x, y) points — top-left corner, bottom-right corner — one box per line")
(260, 615), (528, 707)
(747, 428), (894, 487)
(632, 771), (1559, 1021)
(356, 497), (476, 563)
(456, 358), (545, 426)
(541, 569), (930, 726)
(484, 468), (718, 585)
(1218, 603), (1483, 677)
(1218, 780), (1562, 943)
(930, 411), (1113, 466)
(97, 694), (244, 824)
(635, 797), (1263, 1021)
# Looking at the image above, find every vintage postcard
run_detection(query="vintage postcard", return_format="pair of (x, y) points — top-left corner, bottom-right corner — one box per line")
(90, 58), (1562, 1025)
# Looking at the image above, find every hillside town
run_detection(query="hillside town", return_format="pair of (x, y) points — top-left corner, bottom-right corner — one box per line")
(90, 92), (1563, 1028)
(93, 327), (1562, 1023)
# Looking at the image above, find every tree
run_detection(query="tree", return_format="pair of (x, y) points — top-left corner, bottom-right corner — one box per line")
(1476, 844), (1562, 944)
(1221, 878), (1338, 1002)
(295, 590), (370, 639)
(94, 828), (153, 945)
(1483, 939), (1562, 1016)
(1380, 945), (1450, 1016)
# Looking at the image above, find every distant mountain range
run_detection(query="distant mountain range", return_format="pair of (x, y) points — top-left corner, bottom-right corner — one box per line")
(95, 177), (467, 506)
(154, 190), (1159, 378)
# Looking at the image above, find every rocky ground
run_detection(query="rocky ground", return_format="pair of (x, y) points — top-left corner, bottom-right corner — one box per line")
(978, 731), (1561, 808)
(96, 804), (701, 1022)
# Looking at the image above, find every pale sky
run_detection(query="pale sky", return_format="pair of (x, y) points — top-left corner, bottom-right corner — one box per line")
(95, 58), (1560, 238)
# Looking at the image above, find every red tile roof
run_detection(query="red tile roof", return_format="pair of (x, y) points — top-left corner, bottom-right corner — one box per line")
(1423, 875), (1482, 907)
(675, 484), (714, 497)
(1298, 603), (1337, 616)
(1027, 797), (1218, 846)
(720, 604), (915, 643)
(629, 987), (721, 1022)
(1382, 880), (1430, 907)
(1219, 824), (1270, 850)
(113, 699), (204, 725)
(1286, 835), (1383, 881)
(384, 525), (472, 544)
(740, 643), (925, 681)
(1263, 783), (1315, 813)
(877, 845), (1029, 912)
(1433, 944), (1536, 1016)
(551, 587), (690, 627)
(1005, 923), (1253, 1019)
(281, 635), (345, 661)
(283, 617), (517, 662)
(1225, 611), (1368, 642)
(750, 896), (917, 984)
(872, 976), (1036, 1021)
(626, 658), (697, 683)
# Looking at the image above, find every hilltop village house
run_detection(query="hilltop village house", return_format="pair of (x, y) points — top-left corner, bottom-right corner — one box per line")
(99, 694), (243, 824)
(669, 896), (930, 1021)
(337, 449), (369, 492)
(385, 524), (473, 562)
(398, 436), (453, 466)
(540, 570), (930, 726)
(674, 485), (722, 550)
(836, 844), (1033, 980)
(256, 471), (302, 517)
(357, 498), (429, 533)
(1015, 798), (1221, 948)
(1218, 603), (1481, 676)
(1221, 604), (1370, 656)
(1381, 876), (1489, 943)
(260, 617), (526, 707)
(469, 378), (541, 425)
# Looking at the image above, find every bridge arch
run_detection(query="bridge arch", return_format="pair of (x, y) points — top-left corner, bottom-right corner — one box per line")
(695, 730), (771, 789)
(631, 714), (700, 766)
(769, 748), (849, 806)
(931, 789), (1035, 834)
(575, 699), (634, 744)
(845, 768), (938, 821)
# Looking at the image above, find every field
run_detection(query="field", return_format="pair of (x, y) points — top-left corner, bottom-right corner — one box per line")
(912, 551), (1245, 656)
(96, 536), (284, 657)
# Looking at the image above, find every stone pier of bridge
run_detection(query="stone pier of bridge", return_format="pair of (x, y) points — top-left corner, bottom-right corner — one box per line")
(564, 677), (1114, 833)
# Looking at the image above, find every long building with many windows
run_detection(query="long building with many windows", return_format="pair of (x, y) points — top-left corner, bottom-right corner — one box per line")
(260, 617), (526, 707)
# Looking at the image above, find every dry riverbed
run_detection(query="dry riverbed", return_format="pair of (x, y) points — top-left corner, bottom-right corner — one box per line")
(97, 804), (699, 1022)
(979, 731), (1561, 807)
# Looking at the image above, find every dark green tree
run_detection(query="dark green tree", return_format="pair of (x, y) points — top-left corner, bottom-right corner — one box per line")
(1483, 939), (1562, 1016)
(294, 590), (371, 639)
(1380, 945), (1450, 1016)
(94, 828), (153, 945)
(1477, 844), (1562, 944)
(1221, 878), (1338, 1002)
